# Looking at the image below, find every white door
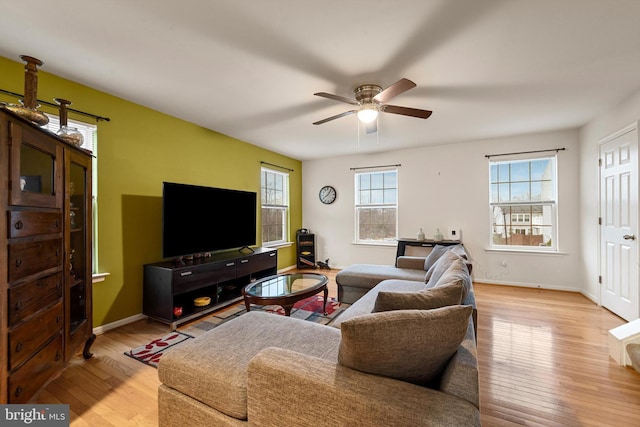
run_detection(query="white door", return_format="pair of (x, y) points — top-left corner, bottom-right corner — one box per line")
(600, 123), (639, 321)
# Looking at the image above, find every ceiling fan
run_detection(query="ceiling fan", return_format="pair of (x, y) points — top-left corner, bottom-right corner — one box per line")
(313, 78), (432, 134)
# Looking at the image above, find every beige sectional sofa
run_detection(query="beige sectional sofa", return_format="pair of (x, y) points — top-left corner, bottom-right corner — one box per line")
(336, 244), (469, 304)
(157, 246), (479, 426)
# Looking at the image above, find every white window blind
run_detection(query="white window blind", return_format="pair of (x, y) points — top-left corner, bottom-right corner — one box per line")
(43, 113), (97, 153)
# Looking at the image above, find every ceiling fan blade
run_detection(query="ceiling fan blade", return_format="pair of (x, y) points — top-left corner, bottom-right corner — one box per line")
(313, 110), (357, 125)
(382, 104), (432, 119)
(373, 78), (417, 104)
(365, 121), (377, 134)
(314, 92), (359, 106)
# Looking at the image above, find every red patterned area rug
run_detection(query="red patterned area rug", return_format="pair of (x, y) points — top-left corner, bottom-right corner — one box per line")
(124, 331), (194, 368)
(181, 295), (349, 337)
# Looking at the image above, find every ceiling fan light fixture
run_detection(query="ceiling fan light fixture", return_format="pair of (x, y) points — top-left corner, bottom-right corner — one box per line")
(314, 78), (431, 131)
(357, 106), (378, 123)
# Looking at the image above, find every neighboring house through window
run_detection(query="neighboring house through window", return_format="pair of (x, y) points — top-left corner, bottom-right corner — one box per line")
(261, 167), (289, 246)
(354, 168), (398, 243)
(489, 155), (557, 250)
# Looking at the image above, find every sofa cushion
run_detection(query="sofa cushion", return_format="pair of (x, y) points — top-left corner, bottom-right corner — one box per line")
(423, 245), (452, 271)
(372, 281), (464, 312)
(338, 305), (473, 386)
(158, 311), (340, 420)
(332, 279), (426, 327)
(426, 252), (472, 299)
(336, 264), (426, 290)
(423, 244), (467, 272)
(424, 245), (467, 280)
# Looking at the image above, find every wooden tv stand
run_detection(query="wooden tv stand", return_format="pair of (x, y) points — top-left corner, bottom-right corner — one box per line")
(143, 247), (277, 329)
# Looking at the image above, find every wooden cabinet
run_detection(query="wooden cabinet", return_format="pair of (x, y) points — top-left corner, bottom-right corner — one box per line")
(296, 232), (316, 269)
(65, 149), (94, 361)
(0, 109), (94, 403)
(144, 248), (277, 329)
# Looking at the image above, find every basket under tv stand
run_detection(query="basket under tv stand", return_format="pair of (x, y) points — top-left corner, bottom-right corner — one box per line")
(143, 247), (277, 329)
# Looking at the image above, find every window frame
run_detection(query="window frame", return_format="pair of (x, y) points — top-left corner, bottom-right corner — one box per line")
(489, 154), (558, 252)
(353, 168), (398, 245)
(260, 167), (289, 247)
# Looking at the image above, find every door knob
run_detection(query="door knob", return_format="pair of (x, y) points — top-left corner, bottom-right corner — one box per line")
(623, 234), (636, 240)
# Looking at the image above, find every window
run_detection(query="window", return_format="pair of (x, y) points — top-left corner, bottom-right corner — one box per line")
(354, 169), (398, 243)
(43, 115), (100, 273)
(43, 115), (96, 153)
(489, 156), (557, 250)
(261, 168), (289, 246)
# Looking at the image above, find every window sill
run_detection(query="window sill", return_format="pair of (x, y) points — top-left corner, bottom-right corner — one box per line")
(264, 241), (293, 249)
(485, 248), (566, 256)
(92, 272), (110, 283)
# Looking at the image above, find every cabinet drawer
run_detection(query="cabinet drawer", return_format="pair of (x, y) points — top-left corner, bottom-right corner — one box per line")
(8, 238), (62, 282)
(9, 272), (63, 325)
(172, 261), (236, 294)
(8, 210), (62, 238)
(9, 301), (64, 370)
(8, 334), (63, 403)
(236, 251), (277, 277)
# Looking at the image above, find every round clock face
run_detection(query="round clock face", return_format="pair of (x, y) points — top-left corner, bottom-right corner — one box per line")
(319, 185), (337, 204)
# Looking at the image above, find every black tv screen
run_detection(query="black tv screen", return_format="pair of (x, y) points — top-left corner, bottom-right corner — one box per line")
(162, 182), (257, 258)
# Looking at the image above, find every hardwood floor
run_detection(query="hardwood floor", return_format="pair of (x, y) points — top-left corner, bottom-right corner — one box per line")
(36, 271), (640, 426)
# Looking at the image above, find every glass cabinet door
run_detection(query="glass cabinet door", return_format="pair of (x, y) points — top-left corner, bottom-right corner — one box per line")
(9, 121), (63, 208)
(65, 149), (93, 359)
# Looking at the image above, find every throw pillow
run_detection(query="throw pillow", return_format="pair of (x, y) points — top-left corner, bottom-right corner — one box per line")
(423, 244), (467, 281)
(422, 245), (451, 272)
(338, 305), (473, 386)
(373, 281), (464, 312)
(448, 244), (468, 260)
(425, 250), (466, 284)
(432, 266), (473, 301)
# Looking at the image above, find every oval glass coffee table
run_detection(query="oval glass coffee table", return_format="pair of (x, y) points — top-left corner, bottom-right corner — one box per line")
(242, 273), (328, 316)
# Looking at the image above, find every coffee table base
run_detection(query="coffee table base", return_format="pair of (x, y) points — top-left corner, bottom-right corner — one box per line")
(244, 285), (328, 316)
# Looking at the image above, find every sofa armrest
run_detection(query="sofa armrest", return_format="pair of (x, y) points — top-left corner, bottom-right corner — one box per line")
(247, 347), (480, 427)
(396, 256), (426, 270)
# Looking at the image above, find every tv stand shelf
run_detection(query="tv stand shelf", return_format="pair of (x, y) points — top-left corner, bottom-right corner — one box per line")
(143, 247), (277, 329)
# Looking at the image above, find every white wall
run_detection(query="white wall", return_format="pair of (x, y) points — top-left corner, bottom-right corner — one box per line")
(579, 89), (640, 302)
(303, 128), (582, 291)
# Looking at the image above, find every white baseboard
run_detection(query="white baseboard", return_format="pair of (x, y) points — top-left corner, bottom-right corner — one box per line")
(93, 313), (146, 335)
(473, 278), (579, 293)
(278, 265), (297, 273)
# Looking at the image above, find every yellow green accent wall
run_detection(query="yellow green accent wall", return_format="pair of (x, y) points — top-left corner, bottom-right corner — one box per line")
(0, 56), (302, 327)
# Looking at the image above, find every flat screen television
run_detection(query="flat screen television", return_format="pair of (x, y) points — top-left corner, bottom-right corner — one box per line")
(162, 182), (257, 259)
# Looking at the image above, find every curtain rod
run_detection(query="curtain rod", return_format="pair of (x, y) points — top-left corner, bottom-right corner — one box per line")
(260, 161), (294, 172)
(350, 163), (401, 171)
(485, 148), (565, 159)
(0, 88), (110, 122)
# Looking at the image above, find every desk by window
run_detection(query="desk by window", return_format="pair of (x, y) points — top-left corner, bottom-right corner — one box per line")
(395, 238), (462, 265)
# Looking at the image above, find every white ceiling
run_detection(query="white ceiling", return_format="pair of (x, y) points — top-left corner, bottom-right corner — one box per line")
(1, 0), (639, 160)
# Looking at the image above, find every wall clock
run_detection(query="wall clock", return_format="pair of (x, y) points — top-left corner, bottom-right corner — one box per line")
(319, 185), (337, 204)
